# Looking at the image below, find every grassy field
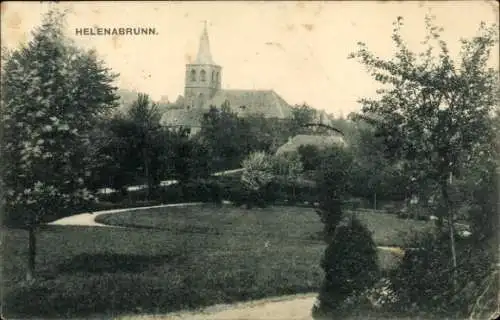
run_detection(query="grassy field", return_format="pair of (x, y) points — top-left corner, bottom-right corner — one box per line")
(1, 204), (431, 318)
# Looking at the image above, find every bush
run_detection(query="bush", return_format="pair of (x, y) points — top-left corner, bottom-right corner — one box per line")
(240, 151), (276, 208)
(313, 215), (380, 319)
(387, 232), (496, 318)
(388, 233), (452, 315)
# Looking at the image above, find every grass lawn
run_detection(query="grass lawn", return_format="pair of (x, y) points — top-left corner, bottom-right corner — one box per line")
(351, 209), (434, 247)
(1, 204), (431, 318)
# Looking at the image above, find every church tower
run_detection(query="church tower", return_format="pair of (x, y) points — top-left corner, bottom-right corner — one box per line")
(184, 22), (222, 109)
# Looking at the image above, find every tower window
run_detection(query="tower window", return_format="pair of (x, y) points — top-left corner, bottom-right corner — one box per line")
(200, 69), (206, 82)
(211, 71), (215, 82)
(190, 69), (196, 82)
(216, 71), (220, 82)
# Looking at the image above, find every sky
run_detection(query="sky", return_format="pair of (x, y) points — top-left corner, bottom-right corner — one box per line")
(1, 1), (499, 115)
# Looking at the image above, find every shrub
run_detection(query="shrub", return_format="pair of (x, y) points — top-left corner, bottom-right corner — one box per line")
(387, 232), (496, 318)
(313, 215), (380, 319)
(240, 152), (276, 208)
(297, 144), (322, 171)
(315, 199), (344, 242)
(241, 152), (275, 190)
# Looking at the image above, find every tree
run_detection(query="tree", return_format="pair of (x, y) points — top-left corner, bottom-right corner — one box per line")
(1, 10), (119, 281)
(124, 93), (166, 198)
(271, 151), (304, 201)
(349, 15), (498, 288)
(172, 132), (211, 182)
(297, 144), (322, 171)
(89, 94), (168, 198)
(350, 125), (407, 207)
(291, 103), (317, 135)
(272, 151), (304, 182)
(199, 105), (250, 170)
(93, 115), (140, 194)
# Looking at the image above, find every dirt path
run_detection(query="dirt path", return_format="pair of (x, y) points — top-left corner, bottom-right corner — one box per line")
(118, 293), (318, 320)
(48, 202), (205, 227)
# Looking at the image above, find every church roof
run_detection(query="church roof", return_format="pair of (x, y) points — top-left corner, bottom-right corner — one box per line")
(275, 134), (347, 155)
(160, 89), (293, 129)
(160, 108), (203, 128)
(205, 89), (293, 118)
(195, 23), (215, 65)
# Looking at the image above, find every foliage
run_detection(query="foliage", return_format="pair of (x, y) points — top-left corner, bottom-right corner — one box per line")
(313, 215), (380, 318)
(350, 126), (408, 203)
(1, 9), (119, 227)
(297, 144), (322, 171)
(199, 105), (293, 170)
(244, 114), (283, 154)
(171, 134), (211, 183)
(199, 105), (253, 170)
(315, 146), (354, 201)
(240, 151), (276, 207)
(388, 232), (497, 318)
(349, 14), (499, 290)
(311, 145), (354, 240)
(272, 151), (304, 181)
(350, 16), (498, 183)
(290, 103), (317, 135)
(239, 150), (308, 207)
(241, 152), (275, 191)
(89, 94), (177, 197)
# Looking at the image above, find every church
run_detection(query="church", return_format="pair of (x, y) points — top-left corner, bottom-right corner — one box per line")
(160, 24), (294, 131)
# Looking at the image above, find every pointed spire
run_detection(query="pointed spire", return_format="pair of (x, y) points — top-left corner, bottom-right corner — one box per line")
(195, 21), (215, 65)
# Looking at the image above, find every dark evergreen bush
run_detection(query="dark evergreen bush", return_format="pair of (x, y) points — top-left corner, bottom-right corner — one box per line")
(315, 199), (344, 242)
(313, 215), (380, 319)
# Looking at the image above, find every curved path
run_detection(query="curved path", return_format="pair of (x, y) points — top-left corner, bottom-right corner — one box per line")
(120, 293), (318, 320)
(48, 202), (206, 227)
(49, 203), (403, 320)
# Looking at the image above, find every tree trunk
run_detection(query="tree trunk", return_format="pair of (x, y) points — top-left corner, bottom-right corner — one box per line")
(440, 179), (458, 291)
(143, 148), (150, 201)
(26, 226), (36, 282)
(373, 192), (377, 210)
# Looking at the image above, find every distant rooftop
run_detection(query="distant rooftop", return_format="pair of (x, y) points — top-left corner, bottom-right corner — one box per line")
(205, 89), (292, 118)
(275, 134), (347, 155)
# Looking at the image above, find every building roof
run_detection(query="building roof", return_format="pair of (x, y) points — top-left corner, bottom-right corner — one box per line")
(205, 89), (293, 118)
(195, 23), (215, 65)
(275, 134), (347, 155)
(160, 89), (293, 128)
(160, 108), (203, 128)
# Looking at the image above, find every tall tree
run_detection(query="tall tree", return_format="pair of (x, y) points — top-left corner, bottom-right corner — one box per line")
(199, 105), (252, 170)
(95, 93), (171, 198)
(125, 93), (165, 198)
(349, 15), (498, 288)
(1, 10), (119, 281)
